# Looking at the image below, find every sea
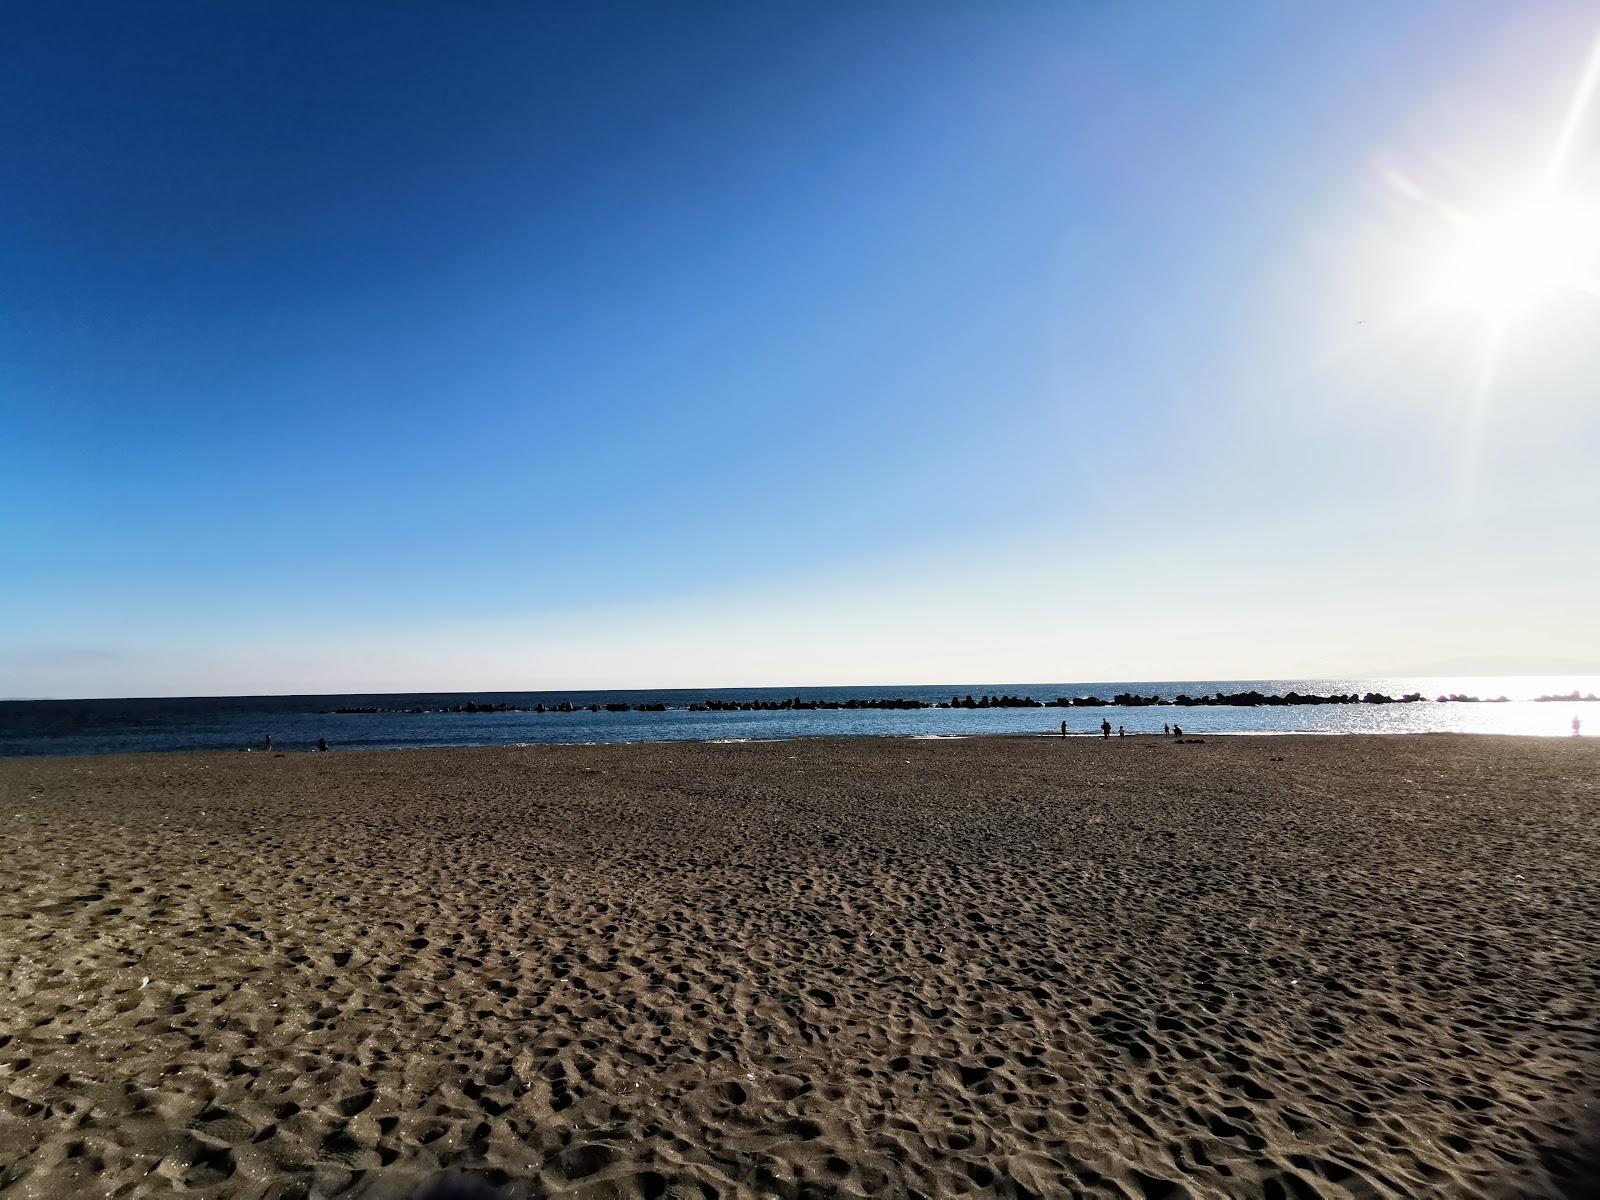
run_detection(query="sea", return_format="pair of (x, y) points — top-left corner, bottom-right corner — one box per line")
(1, 677), (1595, 757)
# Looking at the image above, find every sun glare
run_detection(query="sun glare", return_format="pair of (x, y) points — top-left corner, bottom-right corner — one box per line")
(1389, 31), (1600, 328)
(1366, 29), (1600, 500)
(1434, 190), (1600, 319)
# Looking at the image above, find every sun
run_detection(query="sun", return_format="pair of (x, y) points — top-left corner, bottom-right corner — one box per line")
(1433, 189), (1600, 320)
(1369, 29), (1600, 497)
(1395, 30), (1600, 327)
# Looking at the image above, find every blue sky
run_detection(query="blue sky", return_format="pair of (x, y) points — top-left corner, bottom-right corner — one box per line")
(5, 2), (1599, 696)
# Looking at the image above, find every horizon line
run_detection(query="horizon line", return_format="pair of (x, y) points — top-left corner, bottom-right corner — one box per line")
(8, 669), (1600, 705)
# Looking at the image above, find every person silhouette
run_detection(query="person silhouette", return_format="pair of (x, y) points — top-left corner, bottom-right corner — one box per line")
(1060, 719), (1068, 739)
(1172, 724), (1182, 738)
(317, 736), (328, 752)
(1118, 725), (1125, 738)
(264, 733), (272, 751)
(1163, 723), (1170, 735)
(1100, 718), (1111, 739)
(1574, 716), (1583, 737)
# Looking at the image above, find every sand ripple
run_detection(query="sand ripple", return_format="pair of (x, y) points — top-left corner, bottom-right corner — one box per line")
(1, 735), (1597, 1198)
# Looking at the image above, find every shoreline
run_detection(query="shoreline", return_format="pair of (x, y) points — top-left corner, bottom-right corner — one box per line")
(4, 725), (1591, 763)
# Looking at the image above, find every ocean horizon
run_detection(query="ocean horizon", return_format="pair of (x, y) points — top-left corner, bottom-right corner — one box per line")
(4, 675), (1595, 757)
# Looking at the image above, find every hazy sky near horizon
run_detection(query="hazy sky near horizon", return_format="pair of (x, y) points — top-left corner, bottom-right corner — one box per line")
(5, 2), (1600, 697)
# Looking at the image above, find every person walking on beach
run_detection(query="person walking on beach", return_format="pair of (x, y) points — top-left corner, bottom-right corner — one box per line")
(1575, 716), (1583, 737)
(1100, 718), (1111, 739)
(1060, 719), (1068, 739)
(1172, 724), (1182, 739)
(1163, 723), (1170, 735)
(264, 733), (272, 751)
(1118, 725), (1125, 738)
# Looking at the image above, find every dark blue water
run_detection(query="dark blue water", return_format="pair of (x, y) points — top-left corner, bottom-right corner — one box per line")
(2, 677), (1594, 756)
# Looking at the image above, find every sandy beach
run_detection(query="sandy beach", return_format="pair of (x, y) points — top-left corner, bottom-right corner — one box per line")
(1, 734), (1597, 1199)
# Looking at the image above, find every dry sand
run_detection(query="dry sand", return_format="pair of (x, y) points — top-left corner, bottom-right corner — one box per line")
(0, 734), (1597, 1199)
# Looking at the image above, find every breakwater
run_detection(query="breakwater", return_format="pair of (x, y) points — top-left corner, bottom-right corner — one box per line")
(327, 687), (1595, 717)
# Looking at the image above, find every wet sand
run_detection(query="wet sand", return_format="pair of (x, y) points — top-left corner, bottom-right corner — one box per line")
(1, 734), (1597, 1199)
